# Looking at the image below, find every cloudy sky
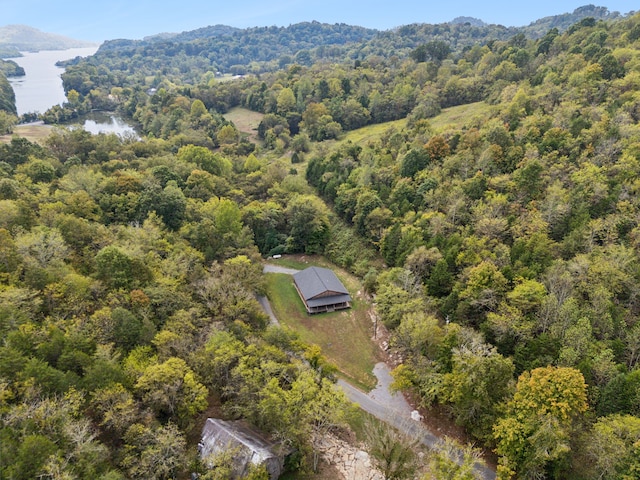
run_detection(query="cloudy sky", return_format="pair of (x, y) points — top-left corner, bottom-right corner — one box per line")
(2, 0), (636, 42)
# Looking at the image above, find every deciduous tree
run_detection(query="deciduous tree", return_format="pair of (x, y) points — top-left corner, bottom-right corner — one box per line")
(493, 366), (588, 479)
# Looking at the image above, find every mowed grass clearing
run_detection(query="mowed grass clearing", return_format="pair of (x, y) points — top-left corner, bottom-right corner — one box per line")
(338, 118), (407, 146)
(0, 123), (53, 144)
(264, 257), (380, 390)
(224, 107), (264, 144)
(429, 101), (494, 133)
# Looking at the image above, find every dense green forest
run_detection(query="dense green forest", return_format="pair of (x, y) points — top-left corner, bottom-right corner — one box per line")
(0, 69), (17, 131)
(0, 127), (357, 479)
(0, 73), (16, 115)
(2, 5), (640, 480)
(58, 4), (617, 85)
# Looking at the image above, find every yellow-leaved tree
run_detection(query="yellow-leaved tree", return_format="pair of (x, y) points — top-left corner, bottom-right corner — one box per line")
(493, 366), (588, 479)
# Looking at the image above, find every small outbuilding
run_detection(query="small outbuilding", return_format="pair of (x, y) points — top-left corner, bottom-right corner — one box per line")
(293, 266), (352, 314)
(199, 418), (287, 479)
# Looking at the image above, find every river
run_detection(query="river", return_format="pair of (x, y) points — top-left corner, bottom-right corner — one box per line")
(7, 47), (98, 115)
(6, 47), (138, 137)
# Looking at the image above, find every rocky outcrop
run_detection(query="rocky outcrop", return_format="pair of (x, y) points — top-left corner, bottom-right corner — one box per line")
(314, 433), (384, 480)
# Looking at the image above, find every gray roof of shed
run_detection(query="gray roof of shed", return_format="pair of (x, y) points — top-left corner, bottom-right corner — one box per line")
(199, 418), (285, 478)
(293, 266), (350, 301)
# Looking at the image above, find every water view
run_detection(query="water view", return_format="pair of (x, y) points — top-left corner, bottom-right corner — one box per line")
(7, 47), (98, 115)
(76, 111), (139, 137)
(6, 47), (138, 137)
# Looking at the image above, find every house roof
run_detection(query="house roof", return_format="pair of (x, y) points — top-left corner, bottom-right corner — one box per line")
(199, 418), (285, 479)
(305, 294), (352, 309)
(293, 266), (350, 302)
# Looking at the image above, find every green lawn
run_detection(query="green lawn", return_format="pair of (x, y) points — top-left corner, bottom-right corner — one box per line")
(264, 263), (379, 390)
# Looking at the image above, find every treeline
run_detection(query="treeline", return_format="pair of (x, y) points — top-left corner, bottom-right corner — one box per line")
(0, 59), (20, 131)
(0, 70), (17, 133)
(0, 74), (16, 114)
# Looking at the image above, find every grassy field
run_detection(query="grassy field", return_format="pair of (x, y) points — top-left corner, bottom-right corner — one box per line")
(224, 107), (264, 144)
(0, 123), (53, 144)
(327, 101), (493, 149)
(338, 118), (407, 146)
(429, 101), (494, 133)
(264, 257), (380, 390)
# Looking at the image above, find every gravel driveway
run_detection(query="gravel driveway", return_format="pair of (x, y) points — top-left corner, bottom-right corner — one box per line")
(263, 264), (301, 275)
(259, 261), (495, 479)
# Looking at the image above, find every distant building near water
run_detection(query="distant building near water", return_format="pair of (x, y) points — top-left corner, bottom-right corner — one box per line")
(293, 266), (352, 314)
(199, 418), (288, 479)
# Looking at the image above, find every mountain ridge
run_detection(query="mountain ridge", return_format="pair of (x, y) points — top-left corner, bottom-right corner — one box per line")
(0, 24), (97, 55)
(0, 4), (627, 55)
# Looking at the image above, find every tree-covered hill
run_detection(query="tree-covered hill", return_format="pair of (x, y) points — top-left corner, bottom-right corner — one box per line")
(94, 21), (381, 75)
(0, 59), (25, 77)
(0, 72), (16, 115)
(522, 4), (623, 37)
(0, 24), (97, 53)
(68, 4), (626, 81)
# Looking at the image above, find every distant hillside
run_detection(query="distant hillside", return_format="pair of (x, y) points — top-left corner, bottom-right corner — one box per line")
(0, 73), (16, 114)
(87, 4), (628, 80)
(450, 17), (486, 27)
(0, 25), (97, 53)
(98, 21), (378, 55)
(0, 46), (20, 58)
(520, 4), (624, 37)
(158, 24), (241, 43)
(95, 21), (380, 75)
(449, 5), (623, 35)
(0, 59), (24, 77)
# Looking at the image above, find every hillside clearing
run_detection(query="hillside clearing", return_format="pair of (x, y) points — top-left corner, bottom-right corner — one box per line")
(339, 118), (407, 146)
(224, 107), (264, 143)
(0, 123), (53, 144)
(331, 101), (494, 150)
(429, 101), (494, 132)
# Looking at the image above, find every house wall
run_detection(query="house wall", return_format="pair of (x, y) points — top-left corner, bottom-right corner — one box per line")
(309, 301), (351, 314)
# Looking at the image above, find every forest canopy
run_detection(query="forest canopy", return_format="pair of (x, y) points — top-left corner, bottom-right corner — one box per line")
(2, 6), (640, 480)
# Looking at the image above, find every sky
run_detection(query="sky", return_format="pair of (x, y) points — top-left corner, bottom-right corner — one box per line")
(1, 0), (636, 42)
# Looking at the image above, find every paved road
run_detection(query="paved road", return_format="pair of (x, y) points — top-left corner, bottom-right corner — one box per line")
(337, 379), (495, 480)
(257, 296), (280, 326)
(369, 362), (413, 415)
(260, 263), (298, 327)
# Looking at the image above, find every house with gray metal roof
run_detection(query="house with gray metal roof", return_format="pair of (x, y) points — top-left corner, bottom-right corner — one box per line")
(199, 418), (287, 479)
(293, 266), (352, 314)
